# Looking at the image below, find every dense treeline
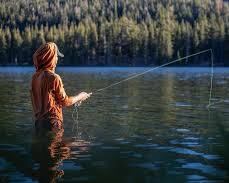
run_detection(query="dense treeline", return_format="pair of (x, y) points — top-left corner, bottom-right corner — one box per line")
(0, 0), (228, 66)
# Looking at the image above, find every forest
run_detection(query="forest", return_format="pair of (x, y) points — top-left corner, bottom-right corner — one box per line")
(0, 0), (228, 66)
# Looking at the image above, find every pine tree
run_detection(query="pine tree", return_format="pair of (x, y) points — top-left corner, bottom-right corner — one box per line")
(0, 0), (228, 65)
(0, 29), (7, 64)
(139, 22), (149, 65)
(88, 20), (98, 63)
(11, 28), (23, 64)
(22, 26), (32, 64)
(98, 22), (107, 65)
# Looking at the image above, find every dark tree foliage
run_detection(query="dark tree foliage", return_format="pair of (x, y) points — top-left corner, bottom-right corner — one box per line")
(0, 0), (228, 66)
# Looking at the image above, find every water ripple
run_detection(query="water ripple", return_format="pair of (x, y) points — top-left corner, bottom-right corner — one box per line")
(134, 143), (158, 148)
(61, 161), (83, 171)
(101, 146), (120, 150)
(186, 174), (207, 181)
(169, 147), (221, 161)
(182, 163), (226, 177)
(169, 147), (202, 156)
(129, 162), (159, 171)
(174, 102), (192, 107)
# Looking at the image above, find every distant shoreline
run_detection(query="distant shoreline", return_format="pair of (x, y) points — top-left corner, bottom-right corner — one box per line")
(0, 62), (228, 67)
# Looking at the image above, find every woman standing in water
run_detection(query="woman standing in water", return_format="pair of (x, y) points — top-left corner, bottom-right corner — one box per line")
(30, 42), (91, 133)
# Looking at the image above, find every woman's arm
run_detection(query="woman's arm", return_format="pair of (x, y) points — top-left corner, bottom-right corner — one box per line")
(52, 74), (91, 107)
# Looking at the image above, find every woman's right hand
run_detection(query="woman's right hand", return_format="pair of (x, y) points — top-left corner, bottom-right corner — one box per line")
(77, 92), (92, 102)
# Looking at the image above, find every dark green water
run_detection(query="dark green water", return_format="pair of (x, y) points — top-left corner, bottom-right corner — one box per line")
(0, 67), (228, 183)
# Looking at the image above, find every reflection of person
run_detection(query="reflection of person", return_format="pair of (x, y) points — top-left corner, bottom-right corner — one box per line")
(32, 130), (70, 183)
(30, 42), (91, 133)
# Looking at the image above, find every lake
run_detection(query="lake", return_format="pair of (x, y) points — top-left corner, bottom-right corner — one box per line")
(0, 67), (228, 182)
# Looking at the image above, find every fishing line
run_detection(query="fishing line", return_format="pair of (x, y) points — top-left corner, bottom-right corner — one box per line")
(93, 49), (213, 94)
(72, 103), (92, 141)
(71, 103), (79, 138)
(207, 99), (225, 108)
(207, 49), (214, 109)
(72, 49), (215, 138)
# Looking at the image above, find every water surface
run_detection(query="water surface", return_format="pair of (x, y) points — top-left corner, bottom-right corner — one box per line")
(0, 67), (228, 182)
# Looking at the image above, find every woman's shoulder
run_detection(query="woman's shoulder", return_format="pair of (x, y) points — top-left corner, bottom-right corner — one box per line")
(44, 71), (62, 82)
(44, 71), (61, 80)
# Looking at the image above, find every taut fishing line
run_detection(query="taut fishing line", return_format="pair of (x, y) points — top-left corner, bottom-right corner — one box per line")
(93, 49), (213, 94)
(72, 49), (216, 139)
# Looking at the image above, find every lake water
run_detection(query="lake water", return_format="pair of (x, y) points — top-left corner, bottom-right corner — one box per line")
(0, 67), (228, 182)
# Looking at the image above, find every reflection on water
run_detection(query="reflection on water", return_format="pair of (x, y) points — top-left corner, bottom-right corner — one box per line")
(0, 67), (229, 182)
(31, 130), (92, 182)
(32, 131), (70, 182)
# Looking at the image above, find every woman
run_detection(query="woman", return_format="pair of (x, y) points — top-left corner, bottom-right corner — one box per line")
(30, 42), (91, 133)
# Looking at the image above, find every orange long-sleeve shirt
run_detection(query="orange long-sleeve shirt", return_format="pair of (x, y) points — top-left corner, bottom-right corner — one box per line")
(31, 69), (69, 122)
(31, 42), (75, 125)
